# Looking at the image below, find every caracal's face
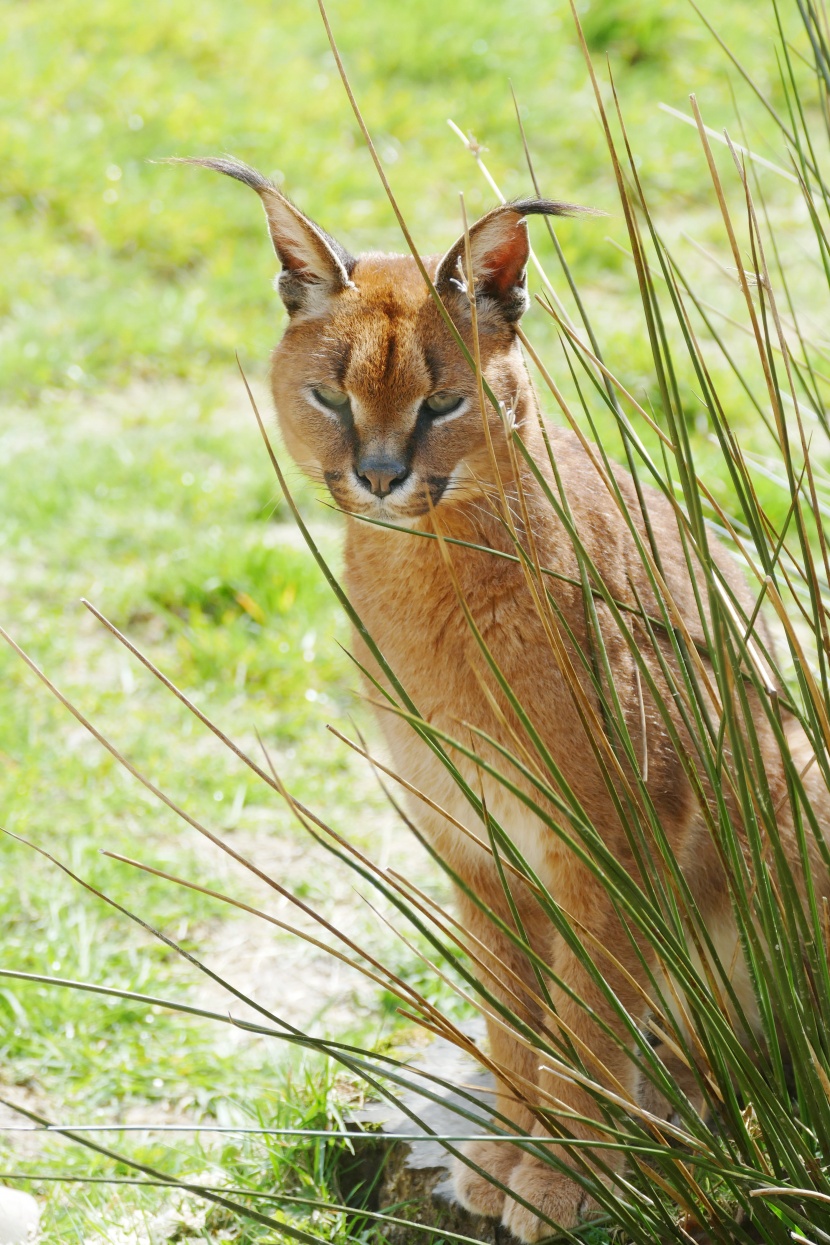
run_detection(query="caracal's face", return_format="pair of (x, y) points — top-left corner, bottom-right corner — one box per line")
(182, 157), (581, 521)
(270, 254), (518, 523)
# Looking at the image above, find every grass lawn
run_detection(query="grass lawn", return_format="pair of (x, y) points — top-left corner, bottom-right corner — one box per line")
(0, 0), (822, 1237)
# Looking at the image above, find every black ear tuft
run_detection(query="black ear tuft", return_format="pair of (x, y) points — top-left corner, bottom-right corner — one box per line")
(435, 198), (599, 323)
(169, 155), (356, 316)
(167, 155), (276, 194)
(505, 197), (597, 220)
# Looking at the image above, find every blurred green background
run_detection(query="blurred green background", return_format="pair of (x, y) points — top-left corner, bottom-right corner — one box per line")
(0, 0), (805, 1238)
(1, 0), (784, 398)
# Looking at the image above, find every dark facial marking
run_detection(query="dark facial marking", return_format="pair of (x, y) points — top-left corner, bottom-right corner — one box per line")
(423, 346), (440, 391)
(426, 475), (449, 504)
(409, 399), (446, 461)
(332, 342), (352, 388)
(381, 329), (397, 383)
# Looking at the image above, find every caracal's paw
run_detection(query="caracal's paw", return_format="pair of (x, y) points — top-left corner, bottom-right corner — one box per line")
(500, 1157), (602, 1242)
(453, 1139), (523, 1219)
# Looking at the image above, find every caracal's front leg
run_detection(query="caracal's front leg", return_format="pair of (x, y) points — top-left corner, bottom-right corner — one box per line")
(450, 890), (545, 1220)
(500, 893), (643, 1243)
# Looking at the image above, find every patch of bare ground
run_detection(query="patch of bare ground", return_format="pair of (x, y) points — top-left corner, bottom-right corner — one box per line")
(0, 1084), (55, 1165)
(190, 784), (445, 1045)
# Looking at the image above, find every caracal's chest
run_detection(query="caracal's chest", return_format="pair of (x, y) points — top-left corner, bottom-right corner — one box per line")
(342, 514), (587, 883)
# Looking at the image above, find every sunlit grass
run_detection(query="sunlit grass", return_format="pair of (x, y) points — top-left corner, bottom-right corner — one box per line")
(1, 0), (790, 400)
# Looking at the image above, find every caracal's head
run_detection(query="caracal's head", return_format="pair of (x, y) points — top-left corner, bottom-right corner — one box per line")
(185, 157), (585, 522)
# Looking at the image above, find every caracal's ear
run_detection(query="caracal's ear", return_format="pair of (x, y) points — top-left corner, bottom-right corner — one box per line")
(435, 198), (593, 323)
(173, 156), (356, 316)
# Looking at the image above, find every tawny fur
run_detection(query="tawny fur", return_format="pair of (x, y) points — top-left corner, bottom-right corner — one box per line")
(191, 159), (830, 1240)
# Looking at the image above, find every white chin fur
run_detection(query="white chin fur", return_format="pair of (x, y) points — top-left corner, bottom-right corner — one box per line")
(340, 478), (431, 523)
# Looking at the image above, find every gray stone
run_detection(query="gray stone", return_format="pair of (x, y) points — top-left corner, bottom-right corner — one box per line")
(344, 1027), (506, 1244)
(0, 1187), (39, 1244)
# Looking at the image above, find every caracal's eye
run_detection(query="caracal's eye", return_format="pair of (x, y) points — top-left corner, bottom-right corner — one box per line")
(312, 385), (351, 411)
(423, 392), (464, 416)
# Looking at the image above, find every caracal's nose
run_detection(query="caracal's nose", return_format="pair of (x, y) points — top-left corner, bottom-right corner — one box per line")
(356, 457), (410, 498)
